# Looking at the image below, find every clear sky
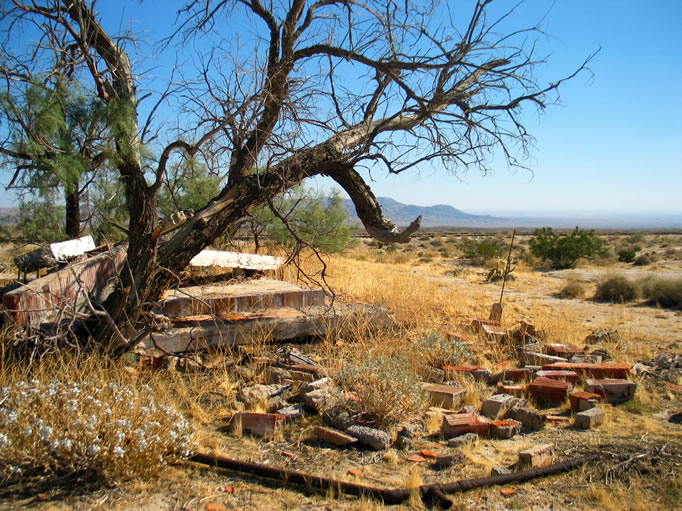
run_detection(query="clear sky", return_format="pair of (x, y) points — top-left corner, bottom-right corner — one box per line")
(1, 0), (680, 218)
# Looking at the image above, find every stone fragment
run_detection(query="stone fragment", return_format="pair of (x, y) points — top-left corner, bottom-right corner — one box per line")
(545, 415), (571, 425)
(569, 391), (601, 412)
(518, 443), (554, 468)
(346, 425), (391, 450)
(528, 377), (571, 405)
(323, 407), (354, 430)
(496, 382), (527, 396)
(313, 426), (358, 446)
(447, 432), (478, 448)
(419, 449), (440, 459)
(472, 369), (492, 383)
(434, 453), (464, 469)
(301, 378), (341, 411)
(523, 352), (567, 366)
(535, 370), (579, 383)
(407, 455), (426, 463)
(238, 384), (289, 407)
(441, 413), (490, 438)
(491, 465), (512, 476)
(480, 394), (517, 419)
(276, 404), (304, 422)
(502, 368), (532, 382)
(508, 407), (546, 430)
(585, 378), (637, 404)
(491, 419), (522, 439)
(423, 383), (466, 409)
(575, 407), (605, 429)
(396, 427), (413, 450)
(233, 412), (285, 437)
(571, 354), (602, 364)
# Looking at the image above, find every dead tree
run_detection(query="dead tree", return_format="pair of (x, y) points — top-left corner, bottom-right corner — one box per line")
(0, 0), (593, 353)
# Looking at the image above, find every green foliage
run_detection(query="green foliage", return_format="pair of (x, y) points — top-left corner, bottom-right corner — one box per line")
(594, 275), (639, 303)
(416, 333), (471, 368)
(16, 194), (65, 243)
(89, 169), (129, 243)
(529, 227), (604, 269)
(460, 237), (506, 266)
(157, 161), (223, 216)
(252, 188), (351, 253)
(618, 248), (636, 263)
(638, 277), (682, 310)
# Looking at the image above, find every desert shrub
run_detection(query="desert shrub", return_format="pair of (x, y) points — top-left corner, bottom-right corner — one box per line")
(336, 356), (427, 428)
(633, 254), (651, 266)
(594, 275), (639, 303)
(529, 227), (605, 269)
(627, 233), (645, 244)
(430, 239), (443, 247)
(631, 243), (643, 252)
(618, 248), (636, 263)
(555, 279), (586, 299)
(460, 238), (506, 266)
(416, 333), (471, 368)
(0, 380), (194, 484)
(639, 277), (682, 309)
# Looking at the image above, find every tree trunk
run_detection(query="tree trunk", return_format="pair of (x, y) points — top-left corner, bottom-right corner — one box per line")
(65, 189), (81, 239)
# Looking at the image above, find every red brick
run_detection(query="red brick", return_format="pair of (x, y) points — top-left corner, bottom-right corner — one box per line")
(313, 426), (357, 446)
(545, 415), (571, 425)
(535, 370), (579, 383)
(502, 368), (532, 382)
(496, 382), (527, 396)
(442, 413), (490, 438)
(569, 391), (601, 411)
(491, 419), (522, 439)
(665, 382), (682, 393)
(528, 377), (570, 405)
(542, 362), (630, 379)
(419, 449), (441, 459)
(233, 412), (285, 437)
(407, 455), (426, 463)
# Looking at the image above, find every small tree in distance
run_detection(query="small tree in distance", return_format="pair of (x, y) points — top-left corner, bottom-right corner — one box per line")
(530, 227), (604, 270)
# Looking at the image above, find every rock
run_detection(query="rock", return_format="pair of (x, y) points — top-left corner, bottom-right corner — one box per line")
(324, 407), (354, 430)
(589, 348), (611, 361)
(491, 465), (512, 476)
(277, 404), (305, 421)
(575, 407), (605, 429)
(447, 432), (478, 448)
(396, 430), (413, 450)
(434, 453), (464, 469)
(346, 425), (392, 450)
(301, 378), (341, 411)
(585, 378), (637, 404)
(238, 384), (289, 406)
(508, 407), (546, 431)
(480, 394), (516, 419)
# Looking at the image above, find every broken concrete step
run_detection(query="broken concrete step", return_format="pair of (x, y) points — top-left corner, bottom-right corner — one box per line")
(480, 394), (517, 419)
(159, 278), (325, 317)
(140, 303), (394, 353)
(542, 362), (631, 379)
(441, 413), (490, 438)
(507, 407), (546, 430)
(528, 377), (571, 405)
(585, 378), (637, 404)
(491, 419), (522, 439)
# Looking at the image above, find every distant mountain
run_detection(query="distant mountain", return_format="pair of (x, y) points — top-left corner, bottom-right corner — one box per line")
(342, 197), (513, 228)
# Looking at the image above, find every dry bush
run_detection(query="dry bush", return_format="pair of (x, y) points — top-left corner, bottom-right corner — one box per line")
(633, 254), (652, 266)
(555, 278), (586, 299)
(415, 333), (471, 369)
(335, 355), (427, 428)
(638, 276), (682, 310)
(594, 275), (639, 303)
(0, 378), (194, 484)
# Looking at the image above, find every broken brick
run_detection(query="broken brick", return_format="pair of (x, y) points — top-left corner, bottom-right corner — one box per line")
(508, 407), (546, 430)
(496, 382), (527, 397)
(313, 426), (357, 446)
(585, 378), (637, 404)
(423, 383), (466, 409)
(666, 382), (682, 393)
(419, 449), (441, 459)
(545, 415), (571, 425)
(575, 407), (605, 429)
(545, 343), (582, 358)
(233, 412), (286, 437)
(523, 351), (567, 366)
(542, 362), (630, 379)
(491, 419), (522, 439)
(502, 368), (532, 382)
(519, 443), (554, 468)
(407, 455), (426, 463)
(442, 413), (490, 438)
(528, 377), (571, 405)
(535, 369), (579, 383)
(569, 391), (601, 412)
(500, 488), (517, 497)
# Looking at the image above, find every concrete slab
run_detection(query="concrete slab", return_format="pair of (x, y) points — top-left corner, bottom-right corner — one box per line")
(50, 235), (96, 261)
(190, 250), (283, 270)
(159, 278), (325, 317)
(140, 303), (395, 353)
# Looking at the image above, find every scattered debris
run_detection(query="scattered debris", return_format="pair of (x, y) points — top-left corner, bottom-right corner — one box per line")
(575, 407), (605, 429)
(518, 443), (554, 468)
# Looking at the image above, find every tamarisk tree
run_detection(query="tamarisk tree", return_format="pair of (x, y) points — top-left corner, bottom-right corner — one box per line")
(0, 0), (591, 352)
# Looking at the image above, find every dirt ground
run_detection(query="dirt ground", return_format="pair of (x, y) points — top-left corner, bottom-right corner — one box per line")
(1, 232), (681, 510)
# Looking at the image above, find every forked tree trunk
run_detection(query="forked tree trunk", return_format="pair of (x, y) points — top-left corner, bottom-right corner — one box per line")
(64, 189), (81, 239)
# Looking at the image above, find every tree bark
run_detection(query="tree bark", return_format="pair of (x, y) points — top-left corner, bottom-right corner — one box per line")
(64, 189), (81, 239)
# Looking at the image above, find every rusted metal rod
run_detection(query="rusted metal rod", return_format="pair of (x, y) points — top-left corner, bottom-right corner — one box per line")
(189, 451), (599, 508)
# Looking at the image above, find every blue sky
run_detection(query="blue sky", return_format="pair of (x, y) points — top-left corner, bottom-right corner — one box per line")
(1, 0), (680, 218)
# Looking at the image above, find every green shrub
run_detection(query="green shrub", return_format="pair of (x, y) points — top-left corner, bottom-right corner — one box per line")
(416, 333), (471, 368)
(529, 227), (604, 269)
(460, 238), (506, 266)
(594, 275), (639, 303)
(618, 248), (636, 263)
(639, 277), (682, 310)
